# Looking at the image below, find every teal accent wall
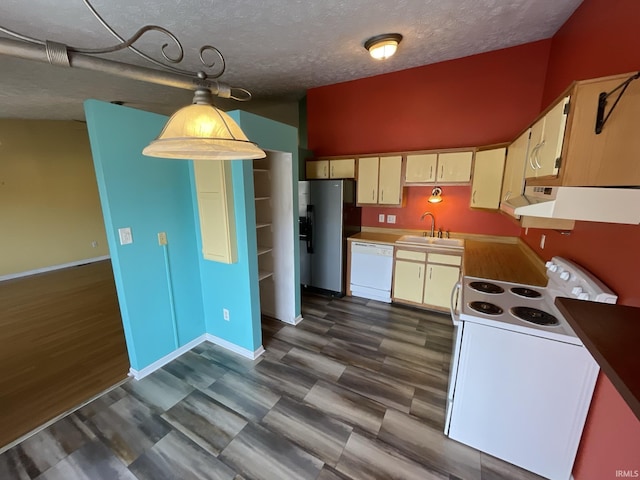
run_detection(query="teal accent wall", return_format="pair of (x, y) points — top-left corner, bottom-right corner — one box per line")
(192, 110), (301, 351)
(84, 100), (205, 371)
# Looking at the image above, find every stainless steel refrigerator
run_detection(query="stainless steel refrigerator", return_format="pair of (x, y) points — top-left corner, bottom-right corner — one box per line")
(299, 180), (361, 295)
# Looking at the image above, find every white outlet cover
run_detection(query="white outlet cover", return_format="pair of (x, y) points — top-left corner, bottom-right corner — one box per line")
(378, 214), (385, 223)
(387, 214), (396, 224)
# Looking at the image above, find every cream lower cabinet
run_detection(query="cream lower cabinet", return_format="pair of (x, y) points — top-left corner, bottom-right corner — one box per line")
(393, 249), (462, 311)
(392, 250), (426, 304)
(194, 160), (237, 263)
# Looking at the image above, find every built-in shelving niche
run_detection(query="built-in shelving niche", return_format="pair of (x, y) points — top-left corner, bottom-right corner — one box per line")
(253, 151), (296, 323)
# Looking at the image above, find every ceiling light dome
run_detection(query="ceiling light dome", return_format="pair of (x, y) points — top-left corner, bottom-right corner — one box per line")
(364, 33), (403, 60)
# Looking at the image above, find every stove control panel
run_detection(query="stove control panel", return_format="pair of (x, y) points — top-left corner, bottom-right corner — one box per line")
(546, 257), (618, 304)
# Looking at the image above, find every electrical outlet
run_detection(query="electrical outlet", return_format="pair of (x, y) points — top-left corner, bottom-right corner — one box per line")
(158, 232), (168, 246)
(540, 234), (546, 249)
(386, 214), (396, 224)
(118, 227), (133, 245)
(91, 241), (98, 248)
(223, 308), (230, 321)
(378, 214), (385, 223)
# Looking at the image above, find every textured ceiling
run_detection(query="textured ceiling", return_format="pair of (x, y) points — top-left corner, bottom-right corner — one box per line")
(0, 0), (583, 124)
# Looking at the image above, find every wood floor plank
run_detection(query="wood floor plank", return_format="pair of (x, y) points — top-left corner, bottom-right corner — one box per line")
(0, 261), (129, 448)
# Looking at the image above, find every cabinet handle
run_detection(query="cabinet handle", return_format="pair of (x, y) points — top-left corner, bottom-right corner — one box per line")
(429, 165), (433, 179)
(472, 190), (477, 204)
(534, 140), (545, 169)
(324, 165), (328, 177)
(381, 190), (384, 202)
(429, 267), (433, 280)
(504, 190), (511, 201)
(440, 165), (444, 179)
(418, 266), (422, 279)
(529, 144), (539, 170)
(331, 165), (334, 177)
(372, 189), (375, 201)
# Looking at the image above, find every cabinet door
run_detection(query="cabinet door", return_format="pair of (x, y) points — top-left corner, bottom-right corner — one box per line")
(423, 263), (460, 309)
(357, 157), (379, 204)
(437, 151), (473, 182)
(194, 161), (237, 264)
(393, 260), (425, 304)
(306, 160), (329, 179)
(502, 129), (530, 203)
(470, 148), (506, 209)
(329, 158), (355, 178)
(405, 153), (437, 183)
(536, 96), (570, 177)
(378, 156), (403, 205)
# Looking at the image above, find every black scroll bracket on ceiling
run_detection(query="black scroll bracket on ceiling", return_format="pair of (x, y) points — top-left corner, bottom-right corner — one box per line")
(595, 71), (640, 134)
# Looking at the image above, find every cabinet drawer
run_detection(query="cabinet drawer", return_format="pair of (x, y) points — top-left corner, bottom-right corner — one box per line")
(396, 250), (426, 261)
(428, 253), (462, 266)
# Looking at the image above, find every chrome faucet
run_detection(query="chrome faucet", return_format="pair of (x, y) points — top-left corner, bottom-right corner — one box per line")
(420, 211), (435, 237)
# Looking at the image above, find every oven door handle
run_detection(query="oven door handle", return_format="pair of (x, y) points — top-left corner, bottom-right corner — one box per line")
(450, 280), (462, 325)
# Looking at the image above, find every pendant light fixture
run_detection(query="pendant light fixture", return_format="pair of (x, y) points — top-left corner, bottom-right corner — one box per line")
(428, 186), (443, 203)
(364, 33), (403, 60)
(142, 88), (265, 160)
(0, 0), (265, 161)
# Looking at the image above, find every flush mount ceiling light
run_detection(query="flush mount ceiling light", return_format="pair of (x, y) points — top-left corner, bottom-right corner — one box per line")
(364, 33), (403, 60)
(428, 186), (443, 203)
(0, 0), (265, 161)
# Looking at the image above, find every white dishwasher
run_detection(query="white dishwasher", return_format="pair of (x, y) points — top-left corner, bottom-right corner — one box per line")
(349, 242), (394, 303)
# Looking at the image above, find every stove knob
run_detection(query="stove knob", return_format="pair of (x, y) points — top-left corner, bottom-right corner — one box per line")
(578, 292), (590, 301)
(546, 262), (558, 272)
(560, 271), (570, 281)
(571, 286), (583, 296)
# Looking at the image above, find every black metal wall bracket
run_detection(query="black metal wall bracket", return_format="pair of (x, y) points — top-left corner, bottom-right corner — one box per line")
(595, 72), (640, 134)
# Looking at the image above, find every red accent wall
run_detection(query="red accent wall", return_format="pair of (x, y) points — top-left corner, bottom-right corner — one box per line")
(308, 40), (550, 235)
(520, 1), (640, 478)
(363, 186), (520, 236)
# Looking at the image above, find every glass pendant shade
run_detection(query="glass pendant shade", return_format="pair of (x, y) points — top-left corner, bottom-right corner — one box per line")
(143, 103), (266, 160)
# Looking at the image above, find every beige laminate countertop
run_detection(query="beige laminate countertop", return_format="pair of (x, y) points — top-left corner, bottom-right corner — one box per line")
(348, 232), (547, 287)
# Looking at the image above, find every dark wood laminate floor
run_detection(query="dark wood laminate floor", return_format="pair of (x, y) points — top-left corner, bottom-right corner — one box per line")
(0, 261), (130, 448)
(0, 292), (545, 480)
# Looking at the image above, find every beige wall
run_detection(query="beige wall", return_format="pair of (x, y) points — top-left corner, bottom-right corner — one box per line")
(0, 120), (108, 277)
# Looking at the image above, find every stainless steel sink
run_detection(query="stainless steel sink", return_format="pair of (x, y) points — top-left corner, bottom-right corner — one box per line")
(396, 235), (464, 249)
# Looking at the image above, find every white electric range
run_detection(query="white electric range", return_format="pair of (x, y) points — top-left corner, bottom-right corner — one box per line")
(446, 257), (617, 480)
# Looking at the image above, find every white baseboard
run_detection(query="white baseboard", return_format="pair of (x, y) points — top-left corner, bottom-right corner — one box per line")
(0, 255), (111, 282)
(129, 334), (207, 380)
(129, 334), (265, 380)
(205, 334), (265, 360)
(292, 315), (303, 325)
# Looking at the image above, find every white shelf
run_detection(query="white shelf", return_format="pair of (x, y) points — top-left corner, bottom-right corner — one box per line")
(257, 246), (273, 256)
(256, 222), (272, 229)
(255, 196), (271, 201)
(254, 168), (269, 173)
(258, 270), (274, 281)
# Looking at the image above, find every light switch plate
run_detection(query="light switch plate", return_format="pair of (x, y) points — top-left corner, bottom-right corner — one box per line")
(387, 214), (396, 224)
(158, 232), (167, 246)
(118, 227), (133, 245)
(378, 214), (385, 223)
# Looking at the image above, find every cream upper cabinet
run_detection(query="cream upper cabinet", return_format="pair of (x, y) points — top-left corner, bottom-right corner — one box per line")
(378, 156), (402, 205)
(356, 157), (379, 204)
(437, 151), (474, 182)
(329, 158), (355, 178)
(194, 160), (237, 264)
(470, 147), (507, 209)
(306, 160), (329, 179)
(423, 262), (461, 310)
(393, 258), (425, 304)
(525, 96), (570, 179)
(501, 129), (530, 203)
(405, 153), (437, 183)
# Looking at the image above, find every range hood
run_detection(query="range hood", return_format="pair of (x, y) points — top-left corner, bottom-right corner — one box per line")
(503, 186), (640, 224)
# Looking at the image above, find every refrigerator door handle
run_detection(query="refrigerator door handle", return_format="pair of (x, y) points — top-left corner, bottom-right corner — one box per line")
(306, 205), (314, 253)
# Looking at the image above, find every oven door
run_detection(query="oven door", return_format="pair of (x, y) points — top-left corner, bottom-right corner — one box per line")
(445, 280), (463, 435)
